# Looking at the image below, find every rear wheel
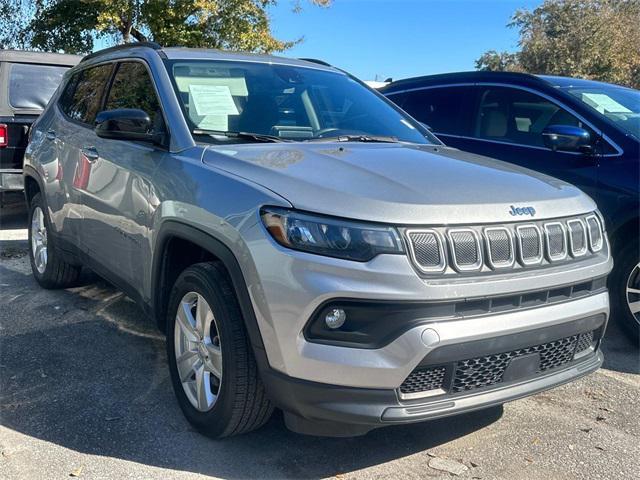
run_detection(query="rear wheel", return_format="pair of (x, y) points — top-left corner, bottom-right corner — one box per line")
(28, 193), (81, 288)
(166, 262), (274, 438)
(611, 240), (640, 343)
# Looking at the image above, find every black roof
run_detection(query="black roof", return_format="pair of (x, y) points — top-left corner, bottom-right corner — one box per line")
(0, 49), (82, 66)
(380, 71), (552, 93)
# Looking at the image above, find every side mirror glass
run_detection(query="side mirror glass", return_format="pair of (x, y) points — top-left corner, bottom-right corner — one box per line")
(542, 125), (592, 153)
(95, 109), (159, 143)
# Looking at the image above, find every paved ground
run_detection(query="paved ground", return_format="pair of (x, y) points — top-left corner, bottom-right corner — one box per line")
(1, 192), (639, 480)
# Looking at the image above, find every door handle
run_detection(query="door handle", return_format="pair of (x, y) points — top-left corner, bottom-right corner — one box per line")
(81, 147), (99, 162)
(45, 130), (56, 141)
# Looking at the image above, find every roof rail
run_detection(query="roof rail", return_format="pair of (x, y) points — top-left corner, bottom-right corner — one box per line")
(299, 58), (332, 67)
(81, 41), (162, 63)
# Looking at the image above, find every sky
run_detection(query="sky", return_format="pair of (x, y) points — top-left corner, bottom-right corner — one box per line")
(268, 0), (542, 81)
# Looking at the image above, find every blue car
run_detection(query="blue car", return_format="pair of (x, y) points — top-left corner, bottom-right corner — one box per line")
(382, 72), (639, 340)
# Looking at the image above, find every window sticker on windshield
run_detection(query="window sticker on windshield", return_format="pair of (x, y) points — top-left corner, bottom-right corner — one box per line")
(197, 114), (228, 132)
(582, 93), (632, 114)
(176, 76), (248, 96)
(189, 85), (239, 116)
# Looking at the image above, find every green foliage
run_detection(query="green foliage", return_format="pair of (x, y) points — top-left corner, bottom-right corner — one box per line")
(476, 0), (640, 88)
(0, 0), (331, 54)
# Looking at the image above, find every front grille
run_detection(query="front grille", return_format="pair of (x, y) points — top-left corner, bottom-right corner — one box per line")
(545, 223), (566, 260)
(407, 230), (443, 272)
(586, 216), (603, 252)
(517, 225), (542, 264)
(405, 213), (605, 275)
(399, 331), (596, 399)
(485, 227), (513, 267)
(449, 229), (481, 270)
(399, 366), (446, 395)
(568, 219), (587, 256)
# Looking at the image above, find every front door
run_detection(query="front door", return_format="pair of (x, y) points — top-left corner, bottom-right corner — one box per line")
(78, 61), (167, 292)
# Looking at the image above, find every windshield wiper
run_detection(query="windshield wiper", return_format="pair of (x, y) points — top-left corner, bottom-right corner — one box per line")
(306, 135), (399, 143)
(193, 129), (288, 143)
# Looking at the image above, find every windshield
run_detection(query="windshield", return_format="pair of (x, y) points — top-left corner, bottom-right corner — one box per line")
(166, 60), (437, 144)
(9, 63), (69, 110)
(564, 84), (640, 138)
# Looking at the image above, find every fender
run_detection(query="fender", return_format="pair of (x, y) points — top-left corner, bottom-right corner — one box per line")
(152, 220), (269, 365)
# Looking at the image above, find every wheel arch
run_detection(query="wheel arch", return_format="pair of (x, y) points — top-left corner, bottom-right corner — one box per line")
(152, 221), (268, 359)
(22, 166), (44, 206)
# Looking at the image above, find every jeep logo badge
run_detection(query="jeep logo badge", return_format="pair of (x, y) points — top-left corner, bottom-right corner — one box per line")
(509, 205), (536, 217)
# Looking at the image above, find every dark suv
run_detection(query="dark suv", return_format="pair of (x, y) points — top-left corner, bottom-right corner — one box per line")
(0, 50), (81, 192)
(382, 72), (639, 341)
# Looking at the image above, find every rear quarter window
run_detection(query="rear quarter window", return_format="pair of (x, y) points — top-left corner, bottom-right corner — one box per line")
(8, 63), (69, 110)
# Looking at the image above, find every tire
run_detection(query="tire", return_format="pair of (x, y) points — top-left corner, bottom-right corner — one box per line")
(28, 192), (81, 289)
(609, 239), (640, 343)
(166, 262), (274, 438)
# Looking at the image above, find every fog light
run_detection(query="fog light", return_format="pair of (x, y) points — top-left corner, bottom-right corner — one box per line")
(325, 308), (346, 329)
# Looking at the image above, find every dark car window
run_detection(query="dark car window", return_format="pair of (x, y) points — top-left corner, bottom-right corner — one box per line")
(401, 87), (473, 135)
(474, 86), (594, 148)
(8, 63), (69, 110)
(61, 64), (113, 125)
(105, 62), (164, 130)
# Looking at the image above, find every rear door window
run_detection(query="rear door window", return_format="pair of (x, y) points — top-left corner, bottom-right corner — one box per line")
(402, 87), (474, 135)
(62, 64), (113, 125)
(8, 63), (69, 110)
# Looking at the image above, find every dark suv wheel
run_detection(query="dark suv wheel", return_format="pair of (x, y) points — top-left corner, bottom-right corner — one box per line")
(611, 239), (640, 343)
(166, 262), (274, 438)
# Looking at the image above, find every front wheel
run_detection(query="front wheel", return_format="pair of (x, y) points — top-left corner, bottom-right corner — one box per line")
(610, 240), (640, 343)
(166, 262), (273, 438)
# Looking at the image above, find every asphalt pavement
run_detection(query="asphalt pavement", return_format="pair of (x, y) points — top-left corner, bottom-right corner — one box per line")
(1, 192), (638, 480)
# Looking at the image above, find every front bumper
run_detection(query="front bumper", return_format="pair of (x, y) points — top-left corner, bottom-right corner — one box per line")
(260, 323), (605, 436)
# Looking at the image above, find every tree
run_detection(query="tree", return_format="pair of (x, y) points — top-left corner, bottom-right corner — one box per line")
(476, 0), (640, 88)
(0, 0), (331, 54)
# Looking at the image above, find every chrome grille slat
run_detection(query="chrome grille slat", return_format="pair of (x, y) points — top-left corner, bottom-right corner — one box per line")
(544, 222), (567, 262)
(405, 214), (604, 275)
(516, 225), (543, 265)
(568, 219), (588, 257)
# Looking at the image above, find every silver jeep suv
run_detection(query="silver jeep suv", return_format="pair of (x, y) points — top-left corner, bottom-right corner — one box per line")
(24, 43), (613, 438)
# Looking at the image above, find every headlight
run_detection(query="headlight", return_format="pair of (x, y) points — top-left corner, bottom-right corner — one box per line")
(261, 207), (404, 261)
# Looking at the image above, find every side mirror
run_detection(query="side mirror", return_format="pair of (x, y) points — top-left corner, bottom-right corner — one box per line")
(542, 125), (592, 153)
(95, 109), (160, 143)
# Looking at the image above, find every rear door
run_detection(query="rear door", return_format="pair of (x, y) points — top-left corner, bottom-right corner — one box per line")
(79, 60), (167, 292)
(54, 63), (114, 245)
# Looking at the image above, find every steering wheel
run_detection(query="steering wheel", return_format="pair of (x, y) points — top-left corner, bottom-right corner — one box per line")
(314, 128), (368, 138)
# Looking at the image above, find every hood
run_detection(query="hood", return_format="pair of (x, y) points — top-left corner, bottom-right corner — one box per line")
(201, 142), (596, 224)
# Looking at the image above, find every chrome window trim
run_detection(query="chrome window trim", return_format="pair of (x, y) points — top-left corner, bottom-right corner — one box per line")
(405, 229), (447, 274)
(585, 214), (604, 252)
(515, 224), (543, 266)
(385, 82), (623, 157)
(483, 226), (515, 269)
(543, 222), (568, 262)
(447, 228), (483, 272)
(567, 219), (588, 257)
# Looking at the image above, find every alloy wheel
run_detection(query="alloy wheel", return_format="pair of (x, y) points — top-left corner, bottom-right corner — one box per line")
(31, 206), (48, 274)
(626, 262), (640, 326)
(174, 291), (223, 412)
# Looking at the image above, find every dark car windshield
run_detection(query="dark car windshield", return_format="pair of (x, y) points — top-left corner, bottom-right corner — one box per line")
(166, 60), (437, 144)
(8, 63), (70, 110)
(564, 84), (640, 139)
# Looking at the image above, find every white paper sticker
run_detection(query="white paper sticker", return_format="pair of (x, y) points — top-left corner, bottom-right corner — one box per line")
(582, 93), (632, 114)
(189, 85), (239, 116)
(197, 114), (228, 132)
